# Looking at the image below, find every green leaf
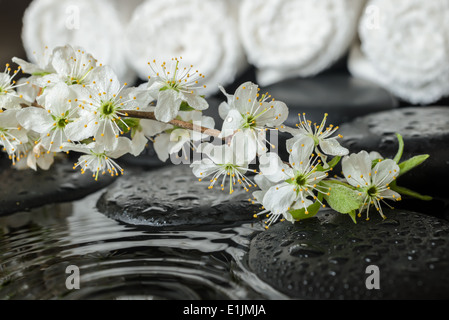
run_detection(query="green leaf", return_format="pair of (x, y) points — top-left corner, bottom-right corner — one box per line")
(393, 133), (404, 163)
(321, 180), (364, 214)
(390, 182), (433, 201)
(117, 117), (140, 134)
(32, 72), (52, 77)
(179, 101), (195, 112)
(327, 156), (341, 169)
(398, 154), (429, 177)
(348, 210), (357, 224)
(289, 194), (323, 220)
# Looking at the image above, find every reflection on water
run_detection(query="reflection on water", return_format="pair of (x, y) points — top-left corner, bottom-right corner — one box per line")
(0, 191), (287, 300)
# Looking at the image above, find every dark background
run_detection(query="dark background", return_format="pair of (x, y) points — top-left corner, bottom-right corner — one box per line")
(0, 0), (32, 66)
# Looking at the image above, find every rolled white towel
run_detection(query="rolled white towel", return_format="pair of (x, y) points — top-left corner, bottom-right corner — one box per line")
(239, 0), (365, 86)
(21, 0), (136, 84)
(125, 0), (247, 96)
(348, 0), (449, 105)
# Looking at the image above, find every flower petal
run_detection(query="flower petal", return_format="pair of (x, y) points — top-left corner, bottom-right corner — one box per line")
(259, 152), (293, 183)
(154, 89), (182, 122)
(372, 159), (400, 187)
(342, 151), (372, 188)
(263, 182), (297, 215)
(319, 138), (349, 156)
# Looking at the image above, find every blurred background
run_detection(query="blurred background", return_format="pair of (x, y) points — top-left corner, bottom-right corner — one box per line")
(0, 0), (30, 66)
(2, 0), (449, 116)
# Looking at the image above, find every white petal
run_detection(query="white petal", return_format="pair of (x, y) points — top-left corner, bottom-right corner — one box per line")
(89, 66), (120, 96)
(220, 109), (244, 137)
(17, 107), (52, 133)
(379, 188), (401, 201)
(342, 151), (372, 187)
(259, 152), (293, 183)
(154, 89), (182, 122)
(233, 82), (259, 114)
(168, 129), (191, 154)
(182, 92), (208, 111)
(231, 130), (257, 164)
(191, 158), (218, 178)
(257, 100), (289, 127)
(130, 131), (148, 157)
(140, 119), (172, 137)
(153, 133), (171, 162)
(372, 159), (400, 187)
(319, 138), (349, 156)
(289, 136), (315, 172)
(218, 101), (231, 120)
(108, 137), (132, 158)
(263, 182), (297, 214)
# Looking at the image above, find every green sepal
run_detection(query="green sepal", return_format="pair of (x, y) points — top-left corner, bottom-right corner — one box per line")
(312, 156), (341, 172)
(398, 154), (429, 177)
(321, 180), (364, 214)
(117, 117), (141, 135)
(32, 72), (52, 77)
(289, 193), (323, 220)
(348, 210), (357, 224)
(179, 101), (196, 112)
(393, 133), (405, 163)
(389, 181), (432, 201)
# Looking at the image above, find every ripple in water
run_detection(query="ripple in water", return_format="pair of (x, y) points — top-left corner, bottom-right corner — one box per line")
(0, 191), (286, 300)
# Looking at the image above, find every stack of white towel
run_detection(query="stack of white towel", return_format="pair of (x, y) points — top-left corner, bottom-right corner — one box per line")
(20, 0), (449, 103)
(349, 0), (449, 104)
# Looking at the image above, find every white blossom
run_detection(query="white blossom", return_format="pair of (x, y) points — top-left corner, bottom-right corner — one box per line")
(219, 81), (288, 160)
(254, 135), (330, 228)
(281, 113), (349, 164)
(68, 137), (131, 180)
(342, 150), (401, 220)
(17, 83), (80, 152)
(147, 58), (209, 123)
(191, 140), (256, 194)
(68, 66), (153, 150)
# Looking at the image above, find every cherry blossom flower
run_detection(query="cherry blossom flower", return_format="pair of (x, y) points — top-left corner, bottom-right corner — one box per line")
(17, 83), (79, 152)
(34, 45), (97, 88)
(0, 109), (29, 158)
(254, 135), (330, 228)
(68, 66), (153, 150)
(0, 64), (28, 110)
(68, 137), (131, 180)
(147, 58), (209, 123)
(281, 113), (349, 163)
(191, 140), (256, 194)
(219, 81), (288, 160)
(342, 150), (401, 220)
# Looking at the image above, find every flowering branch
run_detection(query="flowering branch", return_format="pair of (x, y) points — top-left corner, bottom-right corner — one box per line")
(0, 44), (432, 229)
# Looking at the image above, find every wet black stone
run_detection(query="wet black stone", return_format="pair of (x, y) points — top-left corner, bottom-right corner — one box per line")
(262, 71), (399, 127)
(248, 209), (449, 299)
(96, 165), (260, 228)
(0, 157), (115, 216)
(339, 106), (449, 199)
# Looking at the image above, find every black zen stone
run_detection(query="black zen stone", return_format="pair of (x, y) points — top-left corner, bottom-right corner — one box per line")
(0, 157), (116, 216)
(96, 165), (260, 229)
(339, 107), (449, 199)
(248, 208), (449, 299)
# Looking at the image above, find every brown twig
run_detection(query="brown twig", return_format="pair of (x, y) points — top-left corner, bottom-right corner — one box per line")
(119, 110), (223, 138)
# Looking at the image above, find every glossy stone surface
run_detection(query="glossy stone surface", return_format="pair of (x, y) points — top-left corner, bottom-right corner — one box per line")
(248, 208), (449, 299)
(0, 156), (115, 216)
(97, 165), (260, 228)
